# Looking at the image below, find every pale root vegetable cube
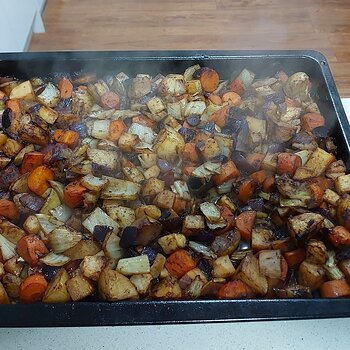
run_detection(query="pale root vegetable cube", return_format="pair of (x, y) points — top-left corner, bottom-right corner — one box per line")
(335, 174), (350, 195)
(66, 275), (95, 301)
(212, 255), (236, 278)
(182, 215), (205, 236)
(153, 190), (176, 209)
(158, 233), (187, 254)
(142, 177), (165, 197)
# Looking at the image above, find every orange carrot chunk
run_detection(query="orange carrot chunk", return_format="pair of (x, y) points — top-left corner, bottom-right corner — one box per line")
(276, 152), (302, 177)
(328, 226), (350, 247)
(235, 210), (256, 241)
(222, 91), (241, 106)
(207, 94), (222, 105)
(283, 248), (306, 268)
(21, 151), (45, 174)
(250, 170), (268, 185)
(238, 179), (256, 203)
(54, 129), (80, 149)
(101, 91), (120, 109)
(0, 199), (20, 220)
(109, 119), (128, 142)
(246, 153), (265, 170)
(17, 235), (49, 266)
(230, 78), (245, 95)
(27, 165), (54, 196)
(301, 113), (325, 132)
(183, 143), (199, 163)
(320, 280), (350, 298)
(208, 105), (229, 127)
(262, 175), (275, 193)
(19, 274), (48, 303)
(217, 280), (255, 299)
(58, 77), (73, 99)
(199, 68), (220, 93)
(6, 99), (21, 114)
(64, 181), (88, 208)
(165, 249), (197, 278)
(213, 160), (240, 185)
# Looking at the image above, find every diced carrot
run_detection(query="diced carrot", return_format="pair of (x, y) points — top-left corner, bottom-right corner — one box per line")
(208, 105), (229, 127)
(276, 152), (302, 177)
(183, 143), (199, 163)
(309, 182), (325, 206)
(262, 175), (275, 192)
(54, 129), (80, 149)
(238, 179), (256, 203)
(19, 274), (48, 303)
(58, 77), (73, 99)
(215, 206), (236, 235)
(230, 77), (245, 95)
(109, 119), (128, 142)
(6, 99), (21, 114)
(132, 115), (156, 129)
(64, 181), (88, 208)
(207, 94), (222, 105)
(21, 151), (45, 174)
(280, 256), (289, 281)
(199, 68), (219, 93)
(213, 160), (240, 185)
(235, 210), (256, 241)
(222, 91), (241, 106)
(0, 199), (20, 220)
(217, 280), (255, 299)
(301, 113), (325, 132)
(173, 196), (187, 214)
(319, 201), (328, 209)
(320, 280), (350, 298)
(283, 248), (306, 268)
(17, 235), (49, 266)
(246, 153), (265, 170)
(328, 226), (350, 247)
(100, 91), (120, 109)
(250, 170), (268, 185)
(165, 249), (197, 278)
(27, 165), (54, 196)
(182, 165), (196, 177)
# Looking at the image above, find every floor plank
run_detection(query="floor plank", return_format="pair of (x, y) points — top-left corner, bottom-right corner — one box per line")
(30, 0), (350, 96)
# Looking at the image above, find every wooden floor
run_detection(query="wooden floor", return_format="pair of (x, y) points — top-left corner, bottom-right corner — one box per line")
(30, 0), (350, 96)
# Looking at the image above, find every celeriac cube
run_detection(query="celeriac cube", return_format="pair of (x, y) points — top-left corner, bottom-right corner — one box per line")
(116, 255), (151, 276)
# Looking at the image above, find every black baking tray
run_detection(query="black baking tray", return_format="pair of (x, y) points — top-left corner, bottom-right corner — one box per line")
(0, 50), (350, 327)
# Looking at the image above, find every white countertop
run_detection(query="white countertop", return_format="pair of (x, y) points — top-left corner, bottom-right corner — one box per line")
(1, 99), (350, 350)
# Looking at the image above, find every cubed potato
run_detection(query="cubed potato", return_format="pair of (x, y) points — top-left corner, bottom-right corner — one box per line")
(258, 250), (282, 279)
(252, 228), (273, 251)
(144, 165), (160, 179)
(293, 166), (317, 181)
(101, 177), (141, 200)
(304, 147), (335, 176)
(323, 189), (340, 206)
(122, 166), (145, 184)
(306, 239), (327, 265)
(42, 268), (71, 303)
(87, 148), (119, 170)
(297, 260), (326, 291)
(83, 207), (119, 235)
(2, 138), (23, 158)
(0, 217), (25, 244)
(9, 80), (35, 101)
(99, 269), (139, 301)
(185, 80), (202, 95)
(118, 133), (139, 152)
(150, 253), (167, 278)
(2, 273), (21, 298)
(38, 105), (59, 124)
(116, 255), (150, 276)
(288, 213), (324, 242)
(214, 135), (233, 158)
(335, 174), (350, 195)
(130, 273), (153, 294)
(153, 190), (176, 209)
(135, 205), (161, 220)
(212, 255), (236, 278)
(261, 153), (277, 172)
(138, 153), (157, 169)
(63, 240), (101, 260)
(142, 177), (165, 197)
(158, 233), (187, 254)
(67, 275), (95, 301)
(236, 254), (268, 296)
(151, 277), (182, 299)
(147, 97), (166, 115)
(154, 126), (185, 162)
(182, 215), (205, 236)
(103, 232), (124, 260)
(80, 255), (107, 281)
(184, 101), (206, 116)
(104, 206), (136, 228)
(202, 138), (221, 161)
(81, 174), (108, 192)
